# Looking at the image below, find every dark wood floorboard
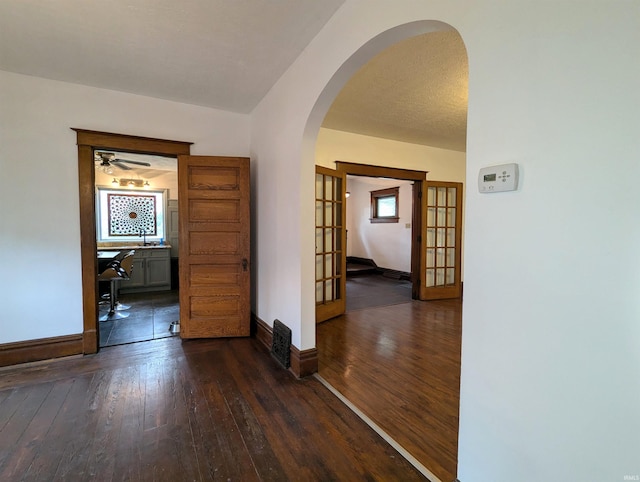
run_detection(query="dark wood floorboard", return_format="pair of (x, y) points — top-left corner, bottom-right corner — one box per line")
(0, 336), (427, 481)
(317, 298), (462, 482)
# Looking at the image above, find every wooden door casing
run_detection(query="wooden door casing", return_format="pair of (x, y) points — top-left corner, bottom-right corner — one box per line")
(178, 156), (250, 338)
(75, 129), (192, 354)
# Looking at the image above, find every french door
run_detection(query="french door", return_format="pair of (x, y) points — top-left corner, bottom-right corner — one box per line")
(315, 166), (347, 323)
(419, 181), (463, 300)
(178, 156), (251, 338)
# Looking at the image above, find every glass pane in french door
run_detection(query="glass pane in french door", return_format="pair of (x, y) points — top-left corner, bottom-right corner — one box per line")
(425, 184), (457, 288)
(315, 170), (344, 306)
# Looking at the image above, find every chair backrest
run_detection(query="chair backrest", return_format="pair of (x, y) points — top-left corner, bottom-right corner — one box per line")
(98, 249), (136, 280)
(113, 250), (129, 262)
(118, 250), (136, 277)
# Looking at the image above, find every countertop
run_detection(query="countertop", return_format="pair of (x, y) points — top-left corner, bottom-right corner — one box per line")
(97, 245), (171, 251)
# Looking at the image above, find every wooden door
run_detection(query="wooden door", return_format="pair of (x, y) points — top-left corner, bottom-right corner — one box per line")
(178, 156), (250, 338)
(419, 181), (463, 300)
(315, 166), (347, 323)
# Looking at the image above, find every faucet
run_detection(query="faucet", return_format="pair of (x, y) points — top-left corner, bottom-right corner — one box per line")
(139, 229), (148, 246)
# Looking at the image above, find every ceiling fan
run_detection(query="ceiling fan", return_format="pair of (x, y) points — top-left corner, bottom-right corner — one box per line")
(95, 151), (151, 172)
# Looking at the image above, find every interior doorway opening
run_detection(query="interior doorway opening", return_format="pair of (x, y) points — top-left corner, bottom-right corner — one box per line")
(339, 162), (428, 303)
(74, 129), (192, 354)
(344, 174), (414, 312)
(307, 22), (468, 482)
(94, 150), (179, 347)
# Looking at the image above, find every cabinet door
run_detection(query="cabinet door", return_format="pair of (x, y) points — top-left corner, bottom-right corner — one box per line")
(146, 257), (171, 287)
(123, 257), (146, 288)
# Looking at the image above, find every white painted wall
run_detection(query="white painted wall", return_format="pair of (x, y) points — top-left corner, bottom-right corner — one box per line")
(0, 70), (250, 344)
(346, 177), (412, 272)
(316, 127), (466, 182)
(250, 1), (640, 481)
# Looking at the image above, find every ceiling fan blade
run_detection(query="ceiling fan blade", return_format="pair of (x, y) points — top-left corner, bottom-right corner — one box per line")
(114, 158), (151, 167)
(111, 161), (132, 170)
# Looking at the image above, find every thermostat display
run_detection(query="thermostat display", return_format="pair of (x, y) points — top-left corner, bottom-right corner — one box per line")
(478, 163), (519, 193)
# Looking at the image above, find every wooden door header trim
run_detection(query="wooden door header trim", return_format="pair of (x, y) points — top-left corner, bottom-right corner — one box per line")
(72, 129), (192, 156)
(335, 161), (428, 181)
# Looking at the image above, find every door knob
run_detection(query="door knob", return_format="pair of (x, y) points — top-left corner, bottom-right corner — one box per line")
(242, 258), (248, 271)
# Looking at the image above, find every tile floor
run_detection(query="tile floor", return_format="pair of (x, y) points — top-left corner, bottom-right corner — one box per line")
(99, 290), (179, 347)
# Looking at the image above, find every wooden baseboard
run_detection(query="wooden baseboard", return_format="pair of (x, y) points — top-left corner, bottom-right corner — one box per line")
(252, 314), (318, 378)
(0, 334), (84, 368)
(289, 344), (318, 378)
(378, 267), (411, 281)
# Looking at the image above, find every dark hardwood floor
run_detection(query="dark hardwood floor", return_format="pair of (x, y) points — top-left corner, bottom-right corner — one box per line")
(318, 275), (462, 482)
(0, 336), (427, 481)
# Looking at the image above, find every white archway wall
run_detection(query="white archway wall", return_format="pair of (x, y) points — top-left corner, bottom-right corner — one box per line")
(251, 9), (456, 348)
(315, 128), (466, 181)
(250, 1), (640, 482)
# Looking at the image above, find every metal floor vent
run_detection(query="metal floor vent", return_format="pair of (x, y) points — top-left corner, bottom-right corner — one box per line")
(271, 319), (291, 369)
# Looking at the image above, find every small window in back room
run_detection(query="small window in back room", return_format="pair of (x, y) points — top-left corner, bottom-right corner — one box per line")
(370, 186), (399, 223)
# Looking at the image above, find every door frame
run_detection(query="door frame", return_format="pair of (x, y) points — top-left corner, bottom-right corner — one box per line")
(335, 161), (427, 299)
(74, 129), (192, 354)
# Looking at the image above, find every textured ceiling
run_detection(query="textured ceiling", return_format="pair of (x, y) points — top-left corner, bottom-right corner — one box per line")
(322, 30), (468, 152)
(0, 1), (468, 152)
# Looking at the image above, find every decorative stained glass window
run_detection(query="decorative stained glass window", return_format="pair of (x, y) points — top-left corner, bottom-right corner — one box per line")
(96, 187), (167, 243)
(107, 193), (157, 236)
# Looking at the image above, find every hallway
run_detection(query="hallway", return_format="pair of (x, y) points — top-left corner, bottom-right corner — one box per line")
(317, 275), (461, 482)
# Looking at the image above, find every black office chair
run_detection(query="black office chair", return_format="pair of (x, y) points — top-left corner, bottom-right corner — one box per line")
(98, 250), (135, 322)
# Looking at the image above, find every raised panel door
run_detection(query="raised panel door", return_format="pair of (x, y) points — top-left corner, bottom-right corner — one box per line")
(178, 156), (250, 338)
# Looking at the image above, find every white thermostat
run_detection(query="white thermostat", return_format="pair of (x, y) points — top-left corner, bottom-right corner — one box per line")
(478, 163), (519, 193)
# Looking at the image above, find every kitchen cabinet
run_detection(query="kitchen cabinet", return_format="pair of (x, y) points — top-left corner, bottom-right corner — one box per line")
(120, 247), (171, 293)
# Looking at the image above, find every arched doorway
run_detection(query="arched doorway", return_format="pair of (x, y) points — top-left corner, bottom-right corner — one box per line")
(303, 22), (468, 482)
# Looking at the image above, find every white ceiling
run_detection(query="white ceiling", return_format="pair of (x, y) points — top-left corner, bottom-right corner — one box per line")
(0, 1), (468, 153)
(322, 31), (468, 152)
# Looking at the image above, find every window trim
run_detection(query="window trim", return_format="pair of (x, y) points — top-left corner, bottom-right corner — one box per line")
(96, 186), (168, 243)
(370, 186), (400, 223)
